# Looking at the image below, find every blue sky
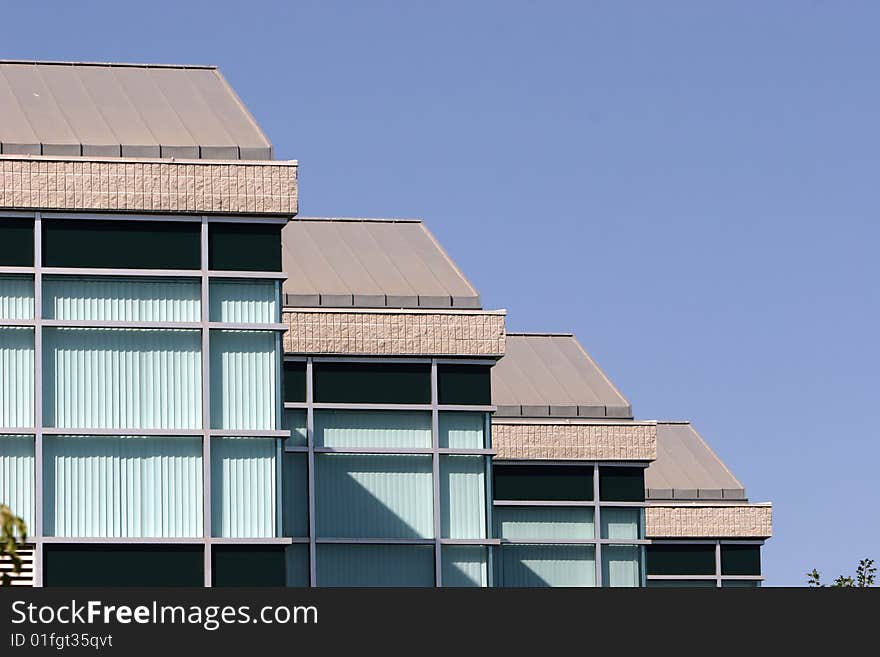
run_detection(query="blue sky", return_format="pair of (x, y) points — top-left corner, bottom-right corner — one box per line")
(5, 1), (878, 585)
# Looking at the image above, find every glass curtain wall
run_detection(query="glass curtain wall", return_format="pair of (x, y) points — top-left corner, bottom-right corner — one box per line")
(282, 360), (494, 587)
(494, 463), (647, 587)
(0, 215), (286, 586)
(646, 541), (763, 587)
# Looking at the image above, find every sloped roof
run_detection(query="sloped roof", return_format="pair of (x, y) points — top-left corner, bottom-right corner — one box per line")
(645, 422), (746, 501)
(491, 333), (632, 419)
(281, 218), (481, 309)
(0, 60), (271, 159)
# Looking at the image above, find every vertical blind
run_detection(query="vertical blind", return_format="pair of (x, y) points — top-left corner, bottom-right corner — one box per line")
(42, 276), (200, 322)
(209, 280), (277, 324)
(495, 507), (595, 540)
(0, 435), (34, 533)
(0, 275), (34, 320)
(600, 507), (641, 540)
(440, 456), (486, 539)
(43, 435), (203, 538)
(317, 545), (434, 587)
(43, 328), (202, 430)
(313, 410), (431, 449)
(283, 409), (307, 447)
(315, 454), (433, 538)
(501, 545), (596, 587)
(210, 331), (277, 430)
(442, 546), (488, 587)
(0, 328), (34, 428)
(438, 412), (486, 448)
(602, 545), (641, 587)
(211, 437), (277, 538)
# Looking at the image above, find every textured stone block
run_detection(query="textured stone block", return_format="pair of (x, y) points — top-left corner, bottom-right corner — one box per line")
(645, 504), (773, 538)
(491, 421), (657, 461)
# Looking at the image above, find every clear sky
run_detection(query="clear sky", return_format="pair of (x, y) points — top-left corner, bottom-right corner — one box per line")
(4, 1), (878, 586)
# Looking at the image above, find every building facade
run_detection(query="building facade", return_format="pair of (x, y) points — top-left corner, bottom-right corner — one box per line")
(0, 60), (771, 587)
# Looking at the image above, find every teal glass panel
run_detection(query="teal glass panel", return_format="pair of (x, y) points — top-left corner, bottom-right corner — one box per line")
(282, 453), (309, 537)
(440, 455), (486, 539)
(438, 412), (486, 448)
(500, 545), (596, 587)
(648, 579), (717, 588)
(285, 545), (310, 587)
(313, 410), (431, 449)
(495, 507), (594, 540)
(0, 275), (34, 320)
(211, 437), (277, 538)
(43, 435), (203, 538)
(210, 330), (278, 430)
(0, 435), (34, 534)
(721, 545), (762, 575)
(442, 546), (488, 587)
(315, 454), (433, 538)
(0, 328), (34, 428)
(42, 276), (200, 322)
(600, 507), (641, 540)
(43, 328), (201, 430)
(602, 545), (642, 587)
(209, 279), (277, 323)
(283, 409), (307, 447)
(721, 579), (761, 587)
(316, 544), (434, 587)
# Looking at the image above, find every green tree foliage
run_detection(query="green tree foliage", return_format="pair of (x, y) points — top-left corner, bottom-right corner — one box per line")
(0, 504), (28, 587)
(807, 559), (876, 588)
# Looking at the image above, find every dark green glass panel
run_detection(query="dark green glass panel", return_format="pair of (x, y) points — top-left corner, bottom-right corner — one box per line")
(599, 467), (645, 502)
(313, 362), (430, 404)
(647, 544), (716, 575)
(212, 545), (286, 587)
(283, 453), (309, 537)
(285, 545), (310, 587)
(284, 361), (307, 402)
(43, 220), (201, 269)
(721, 579), (761, 587)
(44, 545), (203, 587)
(721, 545), (761, 576)
(437, 364), (492, 405)
(493, 464), (593, 501)
(0, 218), (34, 266)
(209, 222), (282, 272)
(647, 579), (717, 588)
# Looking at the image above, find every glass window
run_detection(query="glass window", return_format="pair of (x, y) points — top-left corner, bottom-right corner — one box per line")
(43, 436), (203, 538)
(209, 223), (282, 272)
(43, 219), (200, 270)
(212, 546), (286, 587)
(647, 579), (716, 588)
(43, 545), (203, 587)
(721, 579), (761, 587)
(440, 455), (486, 539)
(0, 435), (34, 533)
(210, 330), (277, 430)
(647, 544), (716, 576)
(209, 279), (277, 323)
(0, 328), (34, 428)
(500, 545), (596, 587)
(600, 508), (641, 540)
(313, 362), (430, 405)
(211, 437), (277, 538)
(438, 412), (486, 448)
(283, 361), (306, 402)
(602, 545), (641, 587)
(285, 545), (310, 587)
(283, 409), (307, 447)
(599, 467), (645, 502)
(437, 364), (491, 405)
(43, 328), (201, 430)
(442, 546), (488, 587)
(0, 218), (33, 267)
(316, 544), (434, 587)
(495, 507), (594, 541)
(315, 454), (433, 539)
(493, 464), (593, 501)
(0, 275), (34, 320)
(282, 453), (309, 538)
(314, 410), (431, 449)
(721, 545), (761, 576)
(42, 276), (200, 322)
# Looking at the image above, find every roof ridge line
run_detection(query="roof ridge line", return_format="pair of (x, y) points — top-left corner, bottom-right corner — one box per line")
(0, 59), (217, 69)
